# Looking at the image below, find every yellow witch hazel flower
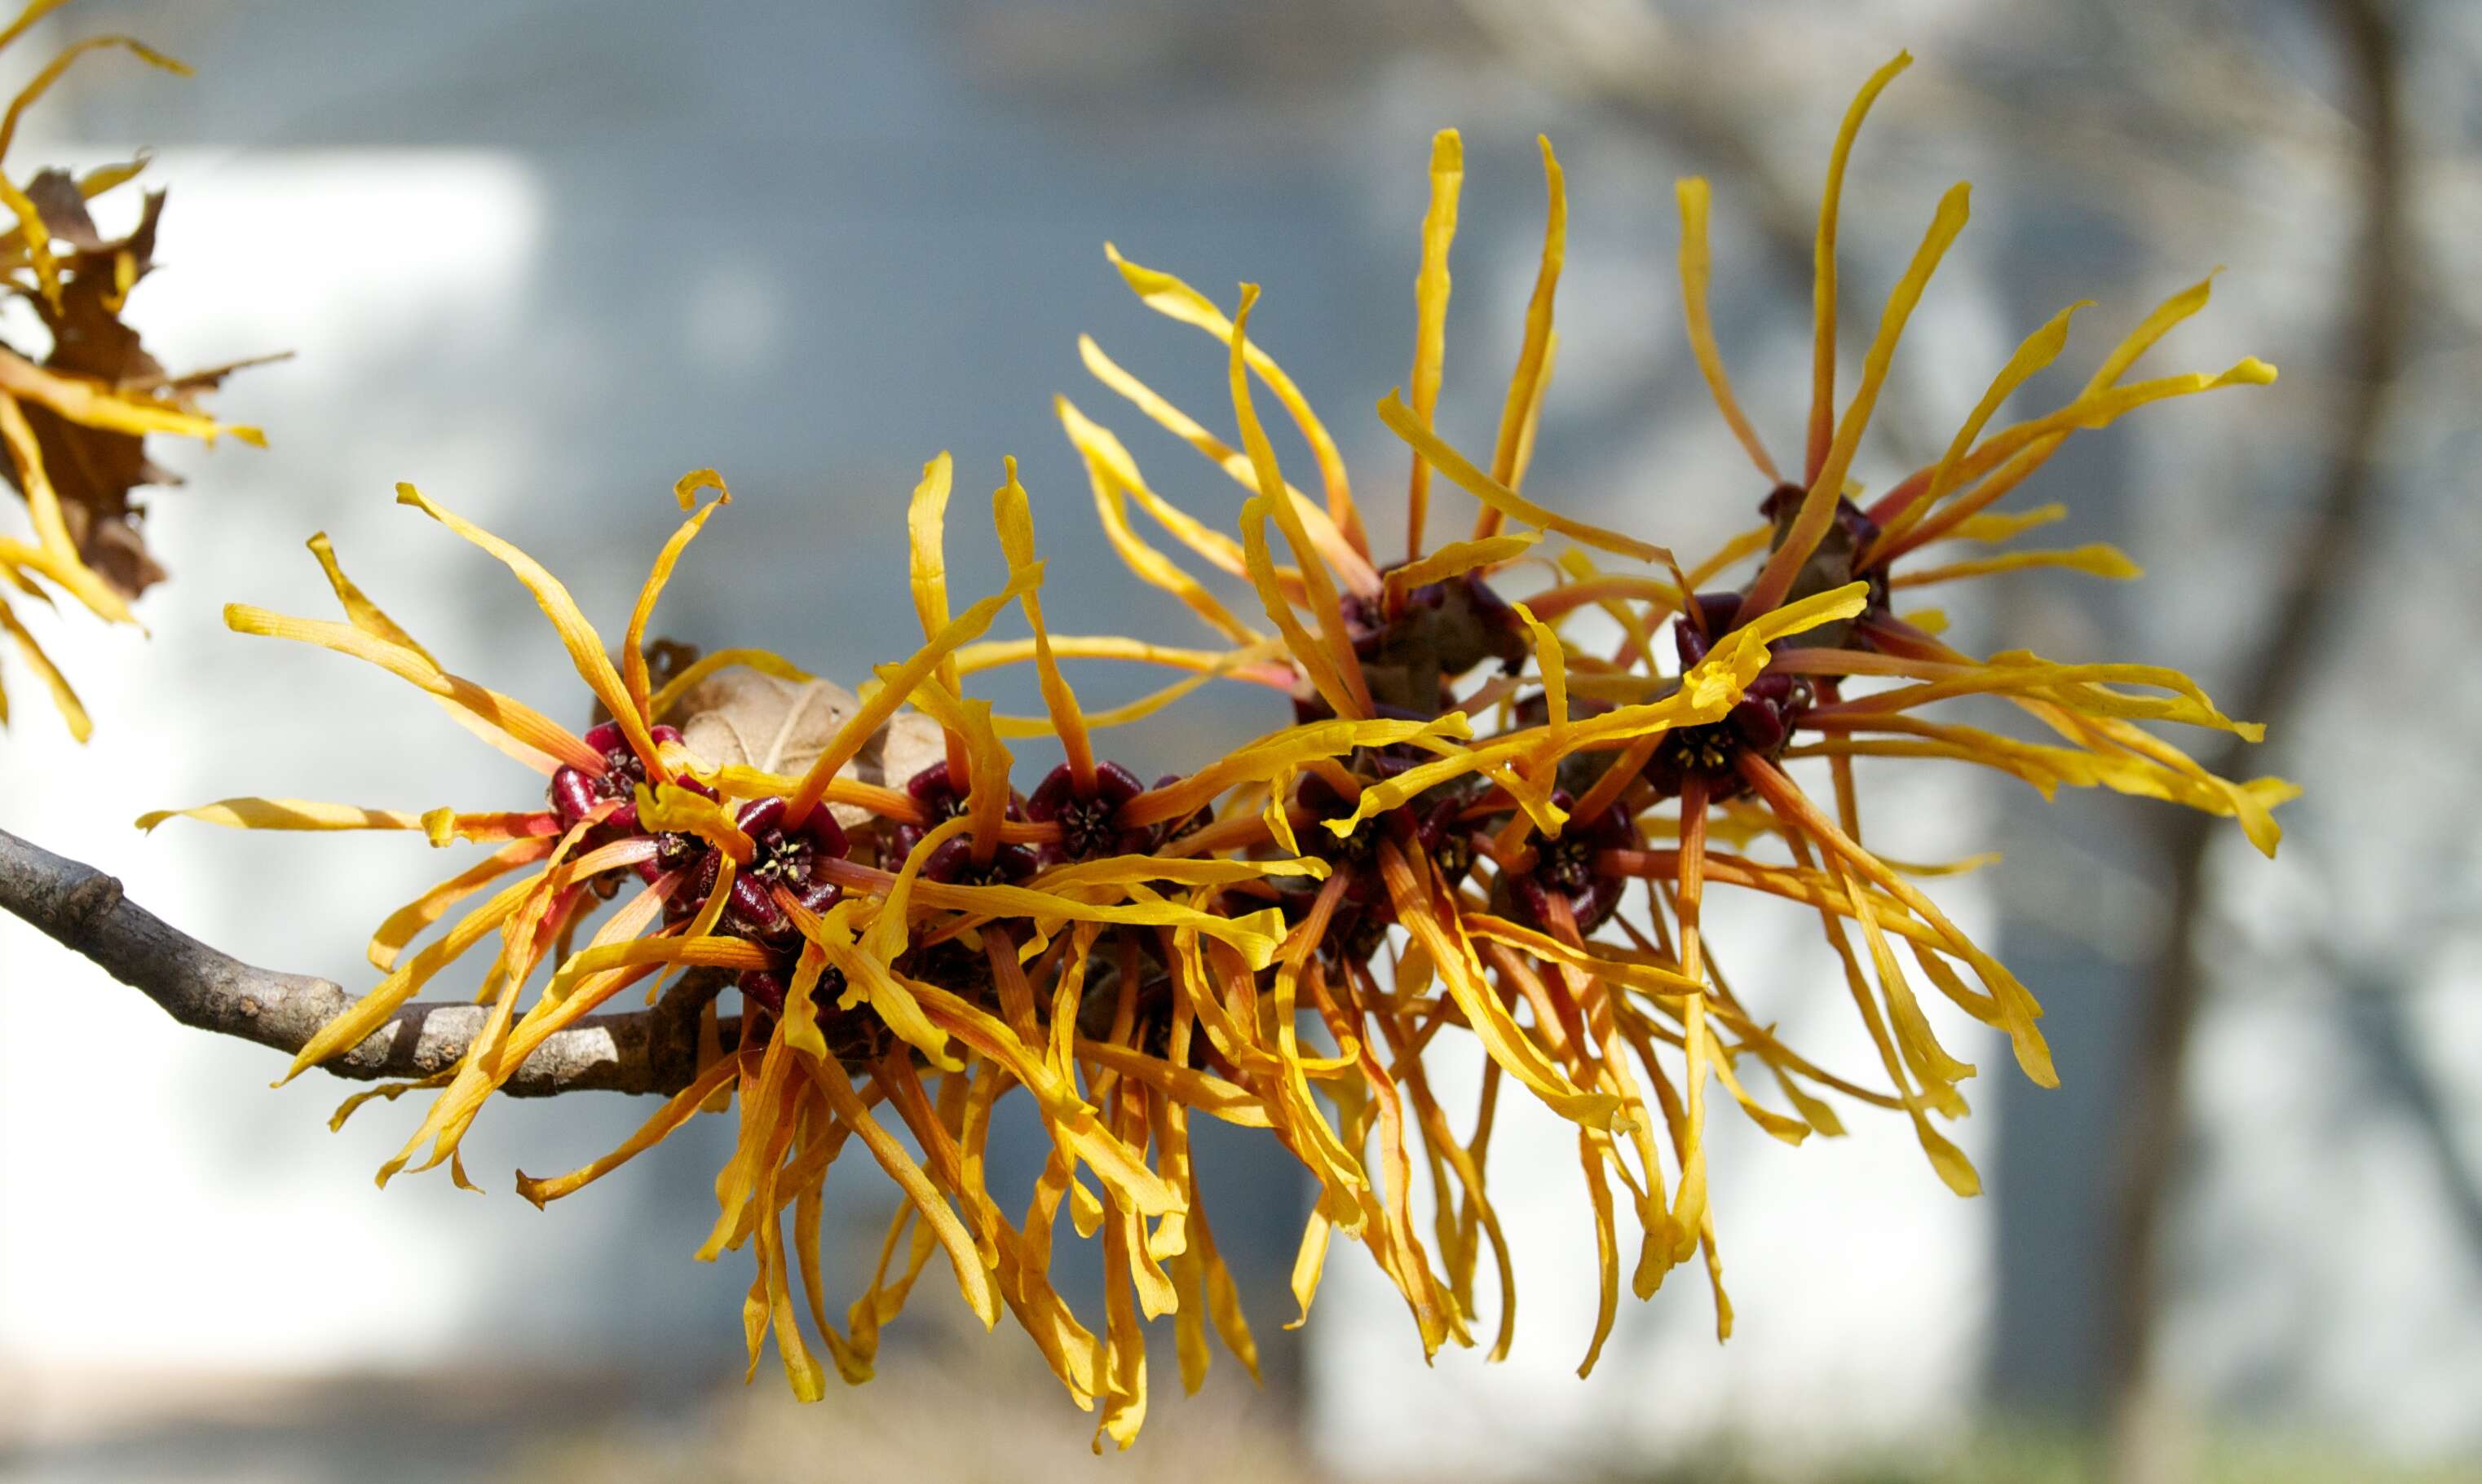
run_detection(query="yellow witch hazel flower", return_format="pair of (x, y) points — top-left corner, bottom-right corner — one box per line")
(1061, 139), (1879, 1362)
(139, 51), (2289, 1451)
(0, 0), (267, 739)
(1058, 51), (2289, 1371)
(146, 467), (1354, 1446)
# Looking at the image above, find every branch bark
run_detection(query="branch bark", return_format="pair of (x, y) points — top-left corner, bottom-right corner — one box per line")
(0, 824), (738, 1096)
(2105, 0), (2405, 1472)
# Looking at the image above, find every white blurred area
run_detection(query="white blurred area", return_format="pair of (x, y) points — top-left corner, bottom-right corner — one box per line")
(0, 151), (550, 1371)
(0, 2), (2475, 1481)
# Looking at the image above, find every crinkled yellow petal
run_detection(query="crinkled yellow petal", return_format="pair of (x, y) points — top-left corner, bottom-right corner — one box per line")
(756, 1195), (828, 1402)
(1769, 1062), (1848, 1138)
(1119, 712), (1470, 831)
(903, 452), (964, 716)
(1481, 135), (1566, 526)
(1876, 299), (2088, 541)
(1104, 242), (1366, 561)
(1771, 825), (1981, 1192)
(1674, 176), (1779, 481)
(1239, 492), (1360, 718)
(1943, 503), (2067, 545)
(779, 895), (953, 1074)
(135, 797), (424, 834)
(992, 456), (1095, 786)
(0, 392), (132, 625)
(1835, 854), (1975, 1111)
(920, 877), (1289, 973)
(1071, 339), (1324, 587)
(805, 1053), (1000, 1332)
(988, 641), (1290, 740)
(2088, 272), (2220, 394)
(304, 533), (435, 665)
(1507, 326), (1558, 494)
(392, 872), (679, 1181)
(1230, 286), (1371, 717)
(1387, 533), (1538, 610)
(1055, 396), (1262, 643)
(1406, 127), (1463, 558)
(325, 1067), (455, 1133)
(1746, 754), (2051, 1093)
(1748, 179), (1969, 619)
(1036, 853), (1325, 899)
(771, 939), (836, 1071)
(0, 592), (85, 738)
(780, 565), (1040, 827)
(908, 978), (1181, 1217)
(367, 836), (556, 972)
(623, 474), (729, 719)
(900, 675), (1014, 858)
(1190, 1204), (1261, 1380)
(0, 348), (261, 446)
(1867, 274), (2228, 560)
(1814, 648), (2261, 739)
(799, 1164), (883, 1390)
(0, 0), (76, 53)
(1705, 1036), (1812, 1146)
(418, 808), (557, 846)
(1888, 544), (2141, 589)
(1890, 359), (2278, 558)
(2048, 707), (2290, 856)
(0, 30), (191, 307)
(954, 633), (1242, 678)
(1380, 392), (1667, 565)
(1376, 841), (1618, 1128)
(1461, 913), (1698, 998)
(1325, 584), (1864, 835)
(395, 483), (659, 772)
(225, 611), (601, 776)
(1808, 51), (1914, 479)
(1287, 1208), (1335, 1330)
(1576, 1128), (1621, 1376)
(0, 33), (190, 160)
(279, 870), (537, 1083)
(1190, 930), (1367, 1220)
(1094, 1192), (1151, 1452)
(1510, 598), (1568, 784)
(636, 780), (757, 862)
(1075, 1039), (1270, 1128)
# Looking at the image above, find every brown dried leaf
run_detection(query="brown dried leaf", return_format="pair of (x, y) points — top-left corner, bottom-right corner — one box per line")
(678, 669), (944, 831)
(2, 174), (274, 601)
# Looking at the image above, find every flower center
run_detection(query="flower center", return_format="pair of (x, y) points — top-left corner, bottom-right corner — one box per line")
(749, 828), (815, 885)
(1657, 722), (1740, 781)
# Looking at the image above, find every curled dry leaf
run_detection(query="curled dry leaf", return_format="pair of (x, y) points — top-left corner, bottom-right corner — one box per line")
(676, 668), (946, 830)
(3, 170), (284, 600)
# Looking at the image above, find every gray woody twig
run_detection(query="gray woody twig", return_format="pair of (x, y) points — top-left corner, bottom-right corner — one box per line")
(0, 824), (735, 1096)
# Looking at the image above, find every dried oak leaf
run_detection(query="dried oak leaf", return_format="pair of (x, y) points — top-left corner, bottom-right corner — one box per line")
(2, 170), (276, 601)
(677, 668), (945, 833)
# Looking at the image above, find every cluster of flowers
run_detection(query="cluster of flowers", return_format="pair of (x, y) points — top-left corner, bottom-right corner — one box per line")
(145, 55), (2288, 1449)
(0, 2), (264, 739)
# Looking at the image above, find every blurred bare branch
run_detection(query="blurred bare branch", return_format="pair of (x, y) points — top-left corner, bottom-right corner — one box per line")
(0, 824), (734, 1098)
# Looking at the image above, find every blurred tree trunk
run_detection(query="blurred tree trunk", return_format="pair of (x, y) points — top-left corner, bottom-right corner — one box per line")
(2104, 0), (2407, 1477)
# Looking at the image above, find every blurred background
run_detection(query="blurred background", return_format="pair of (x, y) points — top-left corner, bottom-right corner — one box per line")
(1, 0), (2475, 1479)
